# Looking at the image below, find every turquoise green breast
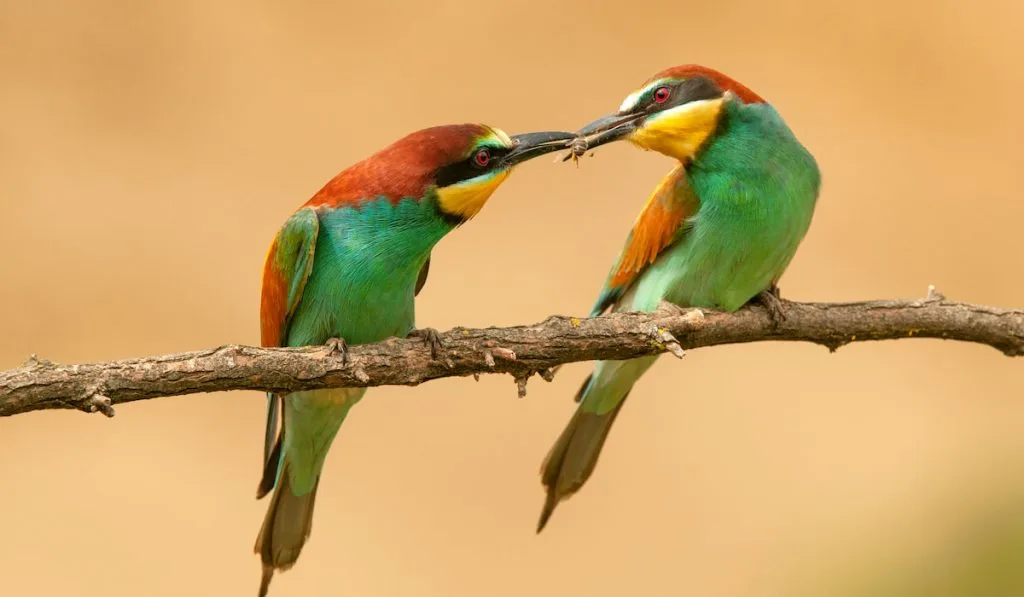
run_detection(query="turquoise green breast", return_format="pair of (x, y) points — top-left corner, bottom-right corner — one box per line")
(285, 194), (452, 347)
(624, 100), (821, 313)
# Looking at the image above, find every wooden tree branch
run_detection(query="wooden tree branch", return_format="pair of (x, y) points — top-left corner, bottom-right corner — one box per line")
(1, 290), (1022, 418)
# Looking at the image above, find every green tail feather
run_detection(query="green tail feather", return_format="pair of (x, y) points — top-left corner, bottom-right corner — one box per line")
(253, 389), (360, 595)
(537, 374), (630, 533)
(258, 394), (283, 499)
(254, 459), (320, 597)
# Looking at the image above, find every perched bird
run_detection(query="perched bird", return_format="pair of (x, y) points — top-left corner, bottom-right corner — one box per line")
(537, 65), (821, 531)
(256, 123), (575, 595)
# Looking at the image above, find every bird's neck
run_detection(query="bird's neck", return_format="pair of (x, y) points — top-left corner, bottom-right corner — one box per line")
(689, 99), (817, 191)
(317, 194), (455, 267)
(685, 98), (820, 222)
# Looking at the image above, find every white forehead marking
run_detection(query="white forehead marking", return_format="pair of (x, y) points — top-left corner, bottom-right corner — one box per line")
(489, 126), (512, 146)
(619, 78), (671, 112)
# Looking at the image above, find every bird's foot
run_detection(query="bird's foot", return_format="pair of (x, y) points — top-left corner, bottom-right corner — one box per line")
(755, 284), (787, 329)
(323, 337), (349, 365)
(408, 327), (445, 360)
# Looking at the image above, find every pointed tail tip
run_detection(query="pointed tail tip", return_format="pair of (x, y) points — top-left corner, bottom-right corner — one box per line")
(536, 492), (558, 534)
(535, 515), (550, 534)
(258, 565), (274, 597)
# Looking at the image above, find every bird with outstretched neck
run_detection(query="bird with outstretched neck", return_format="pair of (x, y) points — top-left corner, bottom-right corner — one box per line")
(256, 124), (575, 596)
(537, 65), (821, 532)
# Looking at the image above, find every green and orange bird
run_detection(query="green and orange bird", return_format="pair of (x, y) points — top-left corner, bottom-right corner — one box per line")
(536, 65), (821, 531)
(256, 124), (574, 595)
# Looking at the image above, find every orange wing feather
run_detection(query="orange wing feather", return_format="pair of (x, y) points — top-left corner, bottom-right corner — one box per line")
(260, 208), (320, 348)
(592, 166), (698, 315)
(260, 240), (289, 348)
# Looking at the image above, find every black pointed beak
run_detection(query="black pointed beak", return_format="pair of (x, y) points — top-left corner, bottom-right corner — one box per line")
(504, 131), (578, 166)
(576, 112), (645, 150)
(557, 111), (646, 162)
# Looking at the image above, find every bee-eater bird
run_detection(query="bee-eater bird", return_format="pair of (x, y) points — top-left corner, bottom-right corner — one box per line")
(256, 124), (575, 595)
(536, 65), (821, 531)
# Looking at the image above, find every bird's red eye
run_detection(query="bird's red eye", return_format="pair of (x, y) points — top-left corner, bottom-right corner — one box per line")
(654, 86), (671, 103)
(473, 148), (490, 167)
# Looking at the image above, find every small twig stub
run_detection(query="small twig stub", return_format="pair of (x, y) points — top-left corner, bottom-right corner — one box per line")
(87, 394), (115, 417)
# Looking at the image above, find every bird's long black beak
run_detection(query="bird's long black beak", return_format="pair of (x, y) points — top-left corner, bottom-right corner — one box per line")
(504, 131), (578, 166)
(558, 111), (646, 162)
(576, 112), (645, 151)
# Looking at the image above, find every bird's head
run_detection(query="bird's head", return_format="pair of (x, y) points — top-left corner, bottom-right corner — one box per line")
(571, 64), (766, 162)
(308, 124), (575, 222)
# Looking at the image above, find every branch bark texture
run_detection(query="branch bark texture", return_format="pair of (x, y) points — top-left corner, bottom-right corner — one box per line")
(2, 296), (1022, 417)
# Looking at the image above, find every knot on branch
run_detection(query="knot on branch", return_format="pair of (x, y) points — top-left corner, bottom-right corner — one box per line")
(514, 372), (531, 398)
(86, 394), (116, 418)
(22, 354), (55, 369)
(481, 341), (517, 369)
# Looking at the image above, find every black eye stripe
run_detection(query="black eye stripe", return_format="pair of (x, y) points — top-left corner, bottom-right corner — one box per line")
(434, 144), (509, 188)
(644, 76), (722, 111)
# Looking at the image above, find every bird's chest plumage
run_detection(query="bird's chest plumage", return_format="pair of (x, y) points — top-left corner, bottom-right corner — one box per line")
(285, 198), (451, 347)
(658, 191), (811, 311)
(622, 105), (820, 313)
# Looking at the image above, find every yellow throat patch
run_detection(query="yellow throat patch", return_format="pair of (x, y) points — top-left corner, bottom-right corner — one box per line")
(630, 97), (724, 161)
(435, 168), (511, 221)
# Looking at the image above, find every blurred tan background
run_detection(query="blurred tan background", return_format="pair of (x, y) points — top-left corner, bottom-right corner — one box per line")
(2, 1), (1024, 595)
